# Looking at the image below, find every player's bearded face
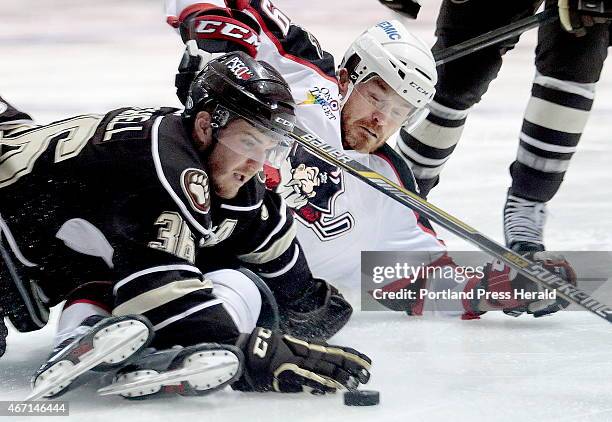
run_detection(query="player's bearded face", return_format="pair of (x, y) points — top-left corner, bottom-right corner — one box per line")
(341, 76), (416, 153)
(207, 119), (279, 199)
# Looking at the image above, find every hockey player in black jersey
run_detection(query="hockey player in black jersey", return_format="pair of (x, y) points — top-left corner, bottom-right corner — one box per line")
(0, 52), (371, 399)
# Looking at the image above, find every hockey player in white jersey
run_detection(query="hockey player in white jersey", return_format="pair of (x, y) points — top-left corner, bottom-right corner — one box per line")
(165, 0), (577, 325)
(166, 0), (443, 298)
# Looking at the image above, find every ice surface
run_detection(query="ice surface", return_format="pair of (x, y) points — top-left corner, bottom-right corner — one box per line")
(2, 1), (612, 420)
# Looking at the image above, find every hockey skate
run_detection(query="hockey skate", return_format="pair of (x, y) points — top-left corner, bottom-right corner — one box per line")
(503, 191), (547, 253)
(97, 343), (243, 399)
(27, 314), (153, 401)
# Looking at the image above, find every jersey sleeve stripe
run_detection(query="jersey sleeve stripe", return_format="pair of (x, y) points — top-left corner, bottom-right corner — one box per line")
(220, 200), (263, 211)
(257, 244), (299, 278)
(252, 198), (287, 252)
(373, 149), (444, 245)
(238, 219), (296, 264)
(113, 264), (202, 295)
(113, 278), (212, 316)
(372, 151), (405, 188)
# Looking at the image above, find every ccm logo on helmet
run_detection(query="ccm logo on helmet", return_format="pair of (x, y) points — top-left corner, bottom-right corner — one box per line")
(377, 21), (401, 40)
(274, 116), (294, 130)
(410, 81), (430, 97)
(223, 56), (254, 81)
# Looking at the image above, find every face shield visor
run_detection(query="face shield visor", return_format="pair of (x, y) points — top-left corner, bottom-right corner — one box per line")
(211, 104), (295, 169)
(352, 75), (427, 129)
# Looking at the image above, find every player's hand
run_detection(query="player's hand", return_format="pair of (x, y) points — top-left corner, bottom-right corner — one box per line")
(558, 0), (610, 37)
(175, 40), (222, 105)
(174, 7), (261, 105)
(234, 327), (371, 394)
(179, 8), (261, 57)
(467, 252), (577, 318)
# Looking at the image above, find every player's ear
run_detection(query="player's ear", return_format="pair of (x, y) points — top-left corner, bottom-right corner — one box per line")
(192, 111), (213, 151)
(337, 68), (350, 98)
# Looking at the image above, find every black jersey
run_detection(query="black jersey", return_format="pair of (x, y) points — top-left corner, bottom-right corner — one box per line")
(0, 107), (311, 346)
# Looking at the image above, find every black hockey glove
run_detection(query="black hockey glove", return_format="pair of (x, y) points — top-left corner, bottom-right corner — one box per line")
(465, 252), (577, 319)
(278, 279), (353, 341)
(175, 40), (220, 105)
(378, 0), (421, 19)
(558, 0), (611, 36)
(233, 327), (371, 394)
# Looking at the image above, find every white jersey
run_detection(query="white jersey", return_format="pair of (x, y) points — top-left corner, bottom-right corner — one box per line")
(166, 0), (446, 293)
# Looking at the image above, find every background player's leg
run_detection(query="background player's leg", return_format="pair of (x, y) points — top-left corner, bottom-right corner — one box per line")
(396, 0), (537, 196)
(504, 0), (610, 251)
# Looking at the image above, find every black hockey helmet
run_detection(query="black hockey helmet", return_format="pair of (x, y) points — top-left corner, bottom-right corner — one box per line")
(183, 51), (296, 168)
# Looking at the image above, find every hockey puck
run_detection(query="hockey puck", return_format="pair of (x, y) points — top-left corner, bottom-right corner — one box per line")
(343, 389), (380, 406)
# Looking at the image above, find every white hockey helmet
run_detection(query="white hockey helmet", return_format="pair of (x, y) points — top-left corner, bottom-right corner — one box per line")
(340, 20), (437, 127)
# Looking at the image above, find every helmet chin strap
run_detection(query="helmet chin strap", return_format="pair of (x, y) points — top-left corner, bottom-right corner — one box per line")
(339, 81), (354, 112)
(209, 104), (234, 145)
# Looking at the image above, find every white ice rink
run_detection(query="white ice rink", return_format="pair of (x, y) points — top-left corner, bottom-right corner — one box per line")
(2, 1), (612, 421)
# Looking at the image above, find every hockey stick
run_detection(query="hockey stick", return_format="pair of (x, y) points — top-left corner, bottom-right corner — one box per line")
(434, 7), (559, 65)
(288, 126), (612, 324)
(0, 234), (47, 330)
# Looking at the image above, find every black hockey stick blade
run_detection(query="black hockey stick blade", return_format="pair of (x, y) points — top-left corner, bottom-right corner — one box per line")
(434, 7), (559, 66)
(288, 125), (612, 324)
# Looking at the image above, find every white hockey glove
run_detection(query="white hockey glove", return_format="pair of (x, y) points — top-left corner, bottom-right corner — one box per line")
(233, 327), (371, 394)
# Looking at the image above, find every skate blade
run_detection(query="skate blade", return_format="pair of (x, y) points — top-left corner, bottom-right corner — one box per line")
(97, 349), (241, 397)
(26, 319), (151, 401)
